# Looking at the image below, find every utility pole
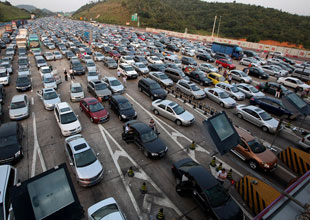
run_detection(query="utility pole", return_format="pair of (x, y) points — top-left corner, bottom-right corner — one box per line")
(211, 15), (217, 38)
(137, 15), (140, 27)
(217, 16), (222, 37)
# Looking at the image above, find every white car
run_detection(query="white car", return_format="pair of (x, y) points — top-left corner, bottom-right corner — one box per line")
(277, 77), (310, 91)
(0, 67), (10, 85)
(147, 56), (163, 64)
(9, 94), (30, 120)
(42, 73), (57, 90)
(54, 102), (82, 136)
(117, 64), (138, 79)
(44, 52), (55, 61)
(39, 66), (52, 78)
(93, 52), (105, 61)
(88, 197), (126, 220)
(102, 77), (125, 94)
(86, 60), (97, 72)
(215, 82), (245, 100)
(120, 56), (135, 65)
(240, 57), (260, 67)
(70, 82), (84, 102)
(87, 70), (99, 82)
(53, 51), (63, 60)
(236, 83), (265, 98)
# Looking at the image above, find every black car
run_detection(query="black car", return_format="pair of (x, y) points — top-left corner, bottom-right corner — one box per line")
(134, 56), (148, 65)
(256, 82), (289, 96)
(172, 158), (243, 220)
(196, 53), (215, 62)
(214, 52), (231, 61)
(109, 95), (137, 121)
(0, 84), (5, 104)
(16, 75), (32, 92)
(181, 56), (197, 66)
(0, 122), (24, 164)
(243, 67), (269, 79)
(0, 41), (6, 49)
(138, 78), (167, 100)
(65, 51), (75, 60)
(249, 96), (294, 118)
(277, 56), (296, 65)
(166, 44), (180, 52)
(187, 70), (211, 86)
(71, 61), (85, 75)
(148, 63), (166, 72)
(121, 120), (168, 158)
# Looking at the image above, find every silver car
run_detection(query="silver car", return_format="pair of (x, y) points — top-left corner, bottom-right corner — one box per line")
(88, 198), (126, 220)
(93, 52), (105, 62)
(0, 67), (10, 86)
(70, 82), (85, 102)
(151, 99), (195, 126)
(204, 88), (237, 108)
(236, 83), (265, 98)
(65, 134), (103, 187)
(261, 65), (288, 77)
(18, 67), (30, 76)
(9, 94), (30, 120)
(230, 70), (252, 83)
(44, 52), (54, 61)
(148, 71), (174, 87)
(199, 63), (218, 73)
(236, 105), (280, 133)
(175, 79), (206, 99)
(86, 60), (97, 72)
(42, 73), (57, 90)
(215, 82), (245, 100)
(53, 51), (63, 60)
(36, 88), (61, 110)
(102, 77), (124, 94)
(87, 70), (99, 82)
(239, 57), (260, 67)
(132, 62), (149, 75)
(298, 134), (310, 153)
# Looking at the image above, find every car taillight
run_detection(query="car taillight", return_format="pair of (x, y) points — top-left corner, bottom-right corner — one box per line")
(255, 85), (259, 89)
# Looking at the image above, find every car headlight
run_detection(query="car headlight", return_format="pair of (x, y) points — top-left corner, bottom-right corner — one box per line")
(134, 112), (137, 116)
(263, 163), (270, 168)
(15, 150), (21, 157)
(121, 114), (126, 119)
(93, 117), (98, 119)
(153, 94), (158, 97)
(151, 152), (158, 156)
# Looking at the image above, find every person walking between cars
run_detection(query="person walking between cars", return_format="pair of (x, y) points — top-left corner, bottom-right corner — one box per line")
(149, 118), (159, 134)
(228, 73), (232, 84)
(117, 70), (121, 78)
(69, 68), (75, 80)
(122, 74), (127, 88)
(64, 69), (68, 81)
(217, 168), (227, 185)
(294, 86), (300, 94)
(275, 86), (281, 98)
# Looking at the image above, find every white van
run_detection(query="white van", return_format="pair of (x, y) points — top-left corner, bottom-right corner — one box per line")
(0, 165), (19, 220)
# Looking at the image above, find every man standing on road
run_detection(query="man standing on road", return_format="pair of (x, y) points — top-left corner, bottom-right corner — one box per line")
(69, 68), (75, 80)
(122, 74), (127, 88)
(217, 168), (227, 185)
(64, 69), (68, 81)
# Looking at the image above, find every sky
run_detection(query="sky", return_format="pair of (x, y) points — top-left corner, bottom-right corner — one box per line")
(5, 0), (310, 15)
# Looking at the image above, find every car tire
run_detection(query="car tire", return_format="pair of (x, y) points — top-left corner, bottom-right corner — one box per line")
(241, 80), (245, 83)
(259, 75), (262, 79)
(249, 160), (259, 170)
(118, 115), (122, 121)
(262, 126), (269, 132)
(237, 113), (243, 119)
(176, 119), (182, 126)
(153, 109), (159, 115)
(220, 102), (224, 107)
(144, 149), (149, 158)
(151, 95), (155, 101)
(138, 86), (142, 92)
(200, 82), (204, 86)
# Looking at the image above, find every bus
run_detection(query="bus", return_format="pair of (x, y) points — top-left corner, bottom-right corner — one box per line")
(28, 34), (41, 53)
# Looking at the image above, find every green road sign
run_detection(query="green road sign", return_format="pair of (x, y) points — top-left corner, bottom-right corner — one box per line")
(131, 13), (137, 21)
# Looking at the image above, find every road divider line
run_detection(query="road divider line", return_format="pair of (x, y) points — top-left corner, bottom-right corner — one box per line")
(31, 97), (34, 105)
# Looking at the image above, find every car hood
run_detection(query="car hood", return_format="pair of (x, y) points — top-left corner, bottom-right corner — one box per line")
(178, 110), (194, 121)
(213, 198), (242, 220)
(96, 89), (112, 97)
(0, 143), (21, 160)
(152, 88), (166, 96)
(120, 108), (136, 117)
(16, 81), (30, 87)
(264, 118), (279, 128)
(0, 76), (8, 81)
(10, 107), (28, 116)
(44, 82), (57, 88)
(222, 97), (237, 104)
(162, 79), (174, 86)
(60, 119), (81, 131)
(76, 160), (103, 179)
(193, 90), (205, 96)
(71, 92), (84, 98)
(256, 149), (277, 164)
(111, 85), (124, 92)
(87, 75), (99, 81)
(43, 97), (61, 106)
(253, 91), (265, 97)
(143, 138), (166, 153)
(90, 109), (108, 118)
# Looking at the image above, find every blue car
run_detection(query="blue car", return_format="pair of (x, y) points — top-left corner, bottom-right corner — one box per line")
(249, 96), (294, 118)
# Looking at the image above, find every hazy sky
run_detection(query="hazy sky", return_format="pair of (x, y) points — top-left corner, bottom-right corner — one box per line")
(6, 0), (310, 15)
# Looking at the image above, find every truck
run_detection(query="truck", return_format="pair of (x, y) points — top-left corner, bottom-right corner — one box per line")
(28, 33), (41, 53)
(5, 24), (12, 34)
(211, 42), (243, 60)
(16, 34), (27, 48)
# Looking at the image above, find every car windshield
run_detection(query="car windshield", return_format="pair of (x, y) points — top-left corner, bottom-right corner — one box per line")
(124, 66), (134, 71)
(226, 60), (233, 64)
(141, 130), (157, 143)
(0, 72), (6, 77)
(259, 111), (273, 121)
(44, 77), (55, 83)
(17, 77), (29, 83)
(110, 79), (121, 86)
(60, 112), (77, 124)
(71, 86), (82, 93)
(0, 135), (17, 148)
(11, 101), (26, 109)
(74, 149), (97, 168)
(296, 79), (303, 84)
(19, 68), (28, 72)
(190, 84), (200, 91)
(38, 59), (46, 64)
(173, 105), (185, 115)
(249, 86), (259, 93)
(89, 102), (104, 112)
(231, 86), (239, 93)
(248, 139), (266, 154)
(95, 83), (107, 90)
(42, 68), (51, 73)
(150, 83), (161, 90)
(158, 74), (168, 80)
(88, 71), (97, 76)
(152, 56), (160, 60)
(205, 184), (230, 208)
(219, 92), (229, 98)
(43, 92), (58, 100)
(87, 62), (95, 67)
(107, 59), (115, 63)
(91, 203), (119, 220)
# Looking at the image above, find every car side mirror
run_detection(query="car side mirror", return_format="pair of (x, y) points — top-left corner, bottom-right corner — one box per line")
(76, 115), (79, 118)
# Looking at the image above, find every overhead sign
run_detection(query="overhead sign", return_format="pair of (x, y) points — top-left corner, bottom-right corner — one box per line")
(131, 13), (138, 21)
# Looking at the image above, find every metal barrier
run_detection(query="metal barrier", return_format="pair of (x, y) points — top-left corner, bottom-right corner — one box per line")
(278, 147), (310, 175)
(235, 175), (281, 215)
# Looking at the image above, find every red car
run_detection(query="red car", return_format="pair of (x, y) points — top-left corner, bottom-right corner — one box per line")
(80, 97), (109, 123)
(108, 50), (121, 60)
(216, 59), (236, 70)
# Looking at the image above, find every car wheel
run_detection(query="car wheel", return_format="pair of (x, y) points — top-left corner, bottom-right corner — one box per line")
(79, 106), (83, 112)
(262, 126), (269, 132)
(259, 75), (262, 79)
(138, 86), (142, 92)
(200, 82), (204, 86)
(237, 113), (243, 119)
(151, 95), (155, 100)
(90, 117), (94, 123)
(144, 149), (149, 158)
(249, 160), (259, 170)
(118, 115), (122, 121)
(220, 102), (224, 107)
(153, 109), (159, 115)
(176, 119), (182, 126)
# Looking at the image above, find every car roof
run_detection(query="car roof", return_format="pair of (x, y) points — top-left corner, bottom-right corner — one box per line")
(243, 105), (264, 113)
(68, 137), (90, 154)
(112, 95), (128, 103)
(188, 165), (219, 190)
(12, 94), (27, 102)
(157, 99), (178, 107)
(43, 88), (56, 93)
(71, 82), (81, 87)
(256, 96), (281, 104)
(140, 78), (156, 84)
(57, 102), (72, 113)
(128, 120), (152, 133)
(0, 165), (10, 203)
(0, 122), (18, 137)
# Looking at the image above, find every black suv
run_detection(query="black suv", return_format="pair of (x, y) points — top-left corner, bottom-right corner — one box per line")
(71, 60), (85, 75)
(109, 95), (137, 121)
(181, 57), (197, 66)
(0, 122), (24, 164)
(166, 44), (180, 52)
(148, 63), (166, 72)
(16, 75), (32, 92)
(196, 53), (215, 62)
(122, 120), (168, 158)
(187, 70), (211, 86)
(243, 67), (269, 79)
(172, 158), (243, 219)
(138, 78), (167, 100)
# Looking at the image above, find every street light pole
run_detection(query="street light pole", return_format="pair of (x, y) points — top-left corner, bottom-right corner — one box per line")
(211, 15), (217, 38)
(217, 16), (222, 37)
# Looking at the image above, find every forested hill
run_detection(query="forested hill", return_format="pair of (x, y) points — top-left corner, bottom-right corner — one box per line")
(73, 0), (310, 49)
(0, 1), (30, 22)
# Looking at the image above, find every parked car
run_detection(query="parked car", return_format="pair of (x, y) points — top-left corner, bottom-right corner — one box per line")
(181, 56), (197, 66)
(109, 95), (137, 121)
(0, 84), (5, 104)
(0, 122), (24, 164)
(207, 72), (228, 85)
(187, 70), (211, 86)
(243, 67), (269, 79)
(215, 59), (236, 70)
(171, 158), (243, 219)
(204, 88), (237, 108)
(134, 56), (148, 65)
(117, 63), (138, 79)
(138, 78), (167, 100)
(65, 134), (103, 187)
(175, 79), (206, 99)
(165, 67), (189, 82)
(93, 52), (105, 61)
(239, 57), (260, 67)
(42, 73), (57, 90)
(87, 80), (112, 101)
(70, 82), (84, 102)
(236, 83), (265, 98)
(148, 63), (166, 72)
(18, 66), (30, 77)
(103, 57), (118, 69)
(9, 94), (30, 120)
(231, 127), (278, 171)
(53, 51), (63, 59)
(230, 70), (252, 83)
(54, 102), (82, 136)
(87, 70), (99, 82)
(199, 63), (218, 73)
(86, 60), (97, 73)
(44, 52), (55, 61)
(108, 50), (121, 60)
(235, 105), (279, 133)
(151, 99), (194, 126)
(36, 88), (61, 110)
(196, 53), (215, 62)
(215, 82), (245, 100)
(80, 97), (109, 123)
(261, 65), (288, 77)
(16, 75), (32, 92)
(148, 71), (173, 87)
(147, 55), (163, 64)
(256, 82), (289, 96)
(0, 67), (9, 86)
(132, 62), (149, 75)
(121, 120), (168, 158)
(102, 77), (124, 94)
(120, 55), (135, 65)
(277, 77), (310, 91)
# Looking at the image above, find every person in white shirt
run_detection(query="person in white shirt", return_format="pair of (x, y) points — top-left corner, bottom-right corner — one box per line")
(217, 168), (227, 185)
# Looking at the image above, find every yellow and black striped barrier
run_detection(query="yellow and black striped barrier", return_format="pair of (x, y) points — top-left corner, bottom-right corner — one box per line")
(278, 147), (310, 175)
(235, 176), (280, 215)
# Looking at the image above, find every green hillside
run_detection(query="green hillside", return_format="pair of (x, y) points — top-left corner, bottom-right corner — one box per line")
(0, 1), (30, 22)
(73, 0), (310, 49)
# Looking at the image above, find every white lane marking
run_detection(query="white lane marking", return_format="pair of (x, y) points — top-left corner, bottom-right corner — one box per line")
(126, 94), (243, 177)
(99, 124), (184, 218)
(31, 112), (47, 177)
(31, 97), (34, 105)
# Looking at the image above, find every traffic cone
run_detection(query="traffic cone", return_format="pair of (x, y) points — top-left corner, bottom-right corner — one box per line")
(216, 163), (222, 172)
(140, 182), (147, 194)
(128, 166), (134, 177)
(156, 208), (165, 220)
(227, 169), (235, 185)
(189, 141), (196, 150)
(210, 157), (216, 167)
